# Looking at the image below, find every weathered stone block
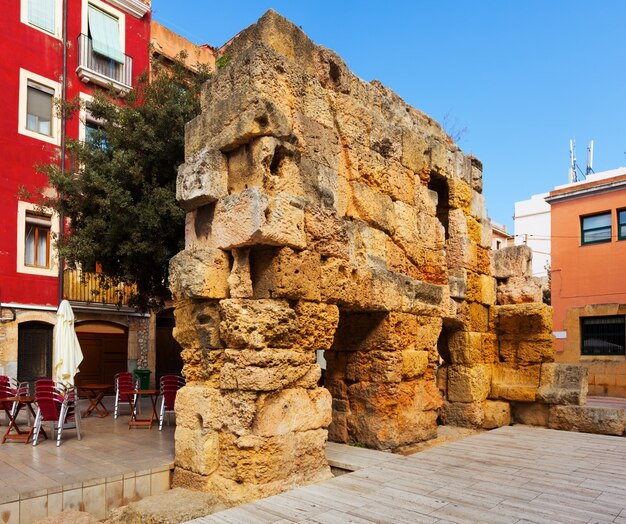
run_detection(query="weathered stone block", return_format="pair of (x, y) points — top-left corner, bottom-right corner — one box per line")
(320, 258), (373, 310)
(447, 178), (471, 211)
(548, 405), (626, 436)
(252, 247), (321, 301)
(304, 206), (350, 260)
(511, 402), (550, 426)
(213, 188), (306, 250)
(537, 363), (588, 405)
(402, 350), (430, 380)
(345, 350), (402, 383)
(220, 348), (318, 391)
(253, 388), (332, 436)
(347, 181), (397, 235)
(448, 331), (483, 366)
(496, 303), (553, 337)
(173, 299), (223, 350)
(497, 276), (542, 305)
(448, 268), (467, 300)
(219, 299), (296, 349)
(347, 380), (440, 449)
(440, 400), (484, 428)
(293, 301), (339, 351)
(491, 245), (533, 279)
(169, 248), (230, 300)
(177, 147), (228, 211)
(447, 364), (492, 403)
(483, 400), (511, 429)
(491, 363), (541, 402)
(499, 335), (555, 364)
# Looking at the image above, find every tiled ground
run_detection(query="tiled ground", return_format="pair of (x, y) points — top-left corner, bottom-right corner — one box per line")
(189, 425), (626, 524)
(0, 396), (175, 523)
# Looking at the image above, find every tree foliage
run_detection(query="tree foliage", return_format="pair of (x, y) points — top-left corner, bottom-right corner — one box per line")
(39, 55), (210, 310)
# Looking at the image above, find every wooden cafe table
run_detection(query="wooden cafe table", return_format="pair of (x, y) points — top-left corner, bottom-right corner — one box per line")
(1, 396), (46, 444)
(79, 383), (112, 417)
(123, 389), (159, 429)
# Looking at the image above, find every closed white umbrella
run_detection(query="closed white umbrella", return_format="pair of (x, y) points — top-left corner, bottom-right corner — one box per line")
(53, 300), (83, 386)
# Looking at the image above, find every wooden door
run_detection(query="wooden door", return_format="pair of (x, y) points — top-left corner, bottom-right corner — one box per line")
(18, 322), (53, 382)
(75, 332), (127, 386)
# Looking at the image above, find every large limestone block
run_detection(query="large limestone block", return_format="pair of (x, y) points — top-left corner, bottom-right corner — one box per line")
(469, 156), (483, 193)
(169, 248), (230, 300)
(499, 334), (555, 364)
(293, 301), (339, 351)
(347, 380), (440, 449)
(548, 406), (626, 436)
(347, 180), (396, 235)
(219, 299), (296, 349)
(345, 350), (403, 383)
(173, 300), (222, 350)
(304, 206), (350, 260)
(483, 400), (511, 429)
(331, 312), (440, 352)
(491, 245), (533, 279)
(491, 363), (541, 402)
(253, 388), (332, 436)
(252, 247), (321, 301)
(213, 188), (306, 250)
(440, 400), (484, 428)
(401, 350), (430, 380)
(536, 363), (588, 405)
(447, 178), (471, 211)
(511, 402), (550, 426)
(401, 128), (429, 174)
(447, 364), (492, 403)
(175, 426), (220, 476)
(220, 348), (319, 391)
(446, 237), (477, 271)
(448, 268), (467, 300)
(448, 331), (483, 366)
(496, 276), (543, 305)
(466, 272), (496, 305)
(496, 303), (553, 337)
(177, 147), (228, 211)
(181, 348), (224, 385)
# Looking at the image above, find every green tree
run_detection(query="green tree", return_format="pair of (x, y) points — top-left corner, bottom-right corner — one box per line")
(39, 55), (210, 310)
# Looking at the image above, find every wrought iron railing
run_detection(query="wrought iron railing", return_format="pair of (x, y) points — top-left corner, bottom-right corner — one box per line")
(77, 34), (133, 90)
(63, 269), (136, 307)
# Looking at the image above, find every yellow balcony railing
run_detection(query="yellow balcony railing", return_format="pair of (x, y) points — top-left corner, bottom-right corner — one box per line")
(63, 269), (136, 307)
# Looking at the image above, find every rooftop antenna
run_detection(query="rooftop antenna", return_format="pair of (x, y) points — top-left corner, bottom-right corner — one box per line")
(586, 140), (594, 176)
(568, 139), (577, 183)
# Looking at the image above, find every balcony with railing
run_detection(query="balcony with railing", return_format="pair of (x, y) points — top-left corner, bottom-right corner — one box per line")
(76, 34), (133, 93)
(63, 269), (136, 309)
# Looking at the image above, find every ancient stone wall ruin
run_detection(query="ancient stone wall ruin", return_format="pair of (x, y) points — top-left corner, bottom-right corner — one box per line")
(169, 10), (587, 506)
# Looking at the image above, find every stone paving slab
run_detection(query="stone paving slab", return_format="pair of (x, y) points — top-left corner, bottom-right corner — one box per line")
(188, 425), (626, 524)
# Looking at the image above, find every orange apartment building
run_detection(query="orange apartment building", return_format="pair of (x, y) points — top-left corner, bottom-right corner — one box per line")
(546, 167), (626, 397)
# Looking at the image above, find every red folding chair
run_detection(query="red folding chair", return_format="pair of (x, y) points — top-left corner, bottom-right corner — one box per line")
(158, 375), (185, 431)
(0, 376), (29, 422)
(114, 372), (138, 419)
(32, 380), (81, 447)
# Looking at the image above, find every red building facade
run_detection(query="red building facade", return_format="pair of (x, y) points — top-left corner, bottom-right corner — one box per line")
(0, 0), (151, 383)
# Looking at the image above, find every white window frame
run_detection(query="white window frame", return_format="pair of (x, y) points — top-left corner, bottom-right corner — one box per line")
(18, 69), (61, 146)
(20, 0), (63, 39)
(82, 0), (126, 54)
(78, 92), (94, 142)
(17, 201), (59, 277)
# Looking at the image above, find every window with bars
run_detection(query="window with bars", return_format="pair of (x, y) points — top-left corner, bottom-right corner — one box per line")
(24, 212), (51, 268)
(581, 212), (612, 245)
(618, 209), (626, 241)
(580, 316), (625, 356)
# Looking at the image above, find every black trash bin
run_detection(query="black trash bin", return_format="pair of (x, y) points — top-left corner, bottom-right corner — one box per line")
(133, 369), (151, 393)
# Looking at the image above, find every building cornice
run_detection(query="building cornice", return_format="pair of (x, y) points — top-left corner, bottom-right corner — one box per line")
(545, 178), (626, 205)
(105, 0), (150, 18)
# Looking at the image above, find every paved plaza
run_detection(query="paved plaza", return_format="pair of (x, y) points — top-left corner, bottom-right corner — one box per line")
(190, 425), (626, 524)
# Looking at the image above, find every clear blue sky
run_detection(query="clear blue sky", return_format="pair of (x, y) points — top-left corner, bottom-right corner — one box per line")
(152, 1), (626, 231)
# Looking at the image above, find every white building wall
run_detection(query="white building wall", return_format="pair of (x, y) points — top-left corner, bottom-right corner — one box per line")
(514, 193), (551, 277)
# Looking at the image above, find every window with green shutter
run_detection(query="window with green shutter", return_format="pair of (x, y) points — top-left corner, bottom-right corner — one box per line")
(28, 0), (55, 34)
(88, 5), (124, 64)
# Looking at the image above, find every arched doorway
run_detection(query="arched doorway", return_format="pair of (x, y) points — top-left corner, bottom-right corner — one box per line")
(18, 321), (53, 383)
(75, 322), (128, 386)
(155, 308), (183, 384)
